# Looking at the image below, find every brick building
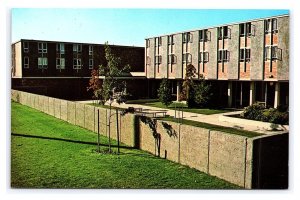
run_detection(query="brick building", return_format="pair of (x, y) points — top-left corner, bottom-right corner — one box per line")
(145, 14), (289, 108)
(12, 14), (289, 108)
(11, 39), (146, 100)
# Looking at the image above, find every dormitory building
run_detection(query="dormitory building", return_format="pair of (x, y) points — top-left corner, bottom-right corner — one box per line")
(12, 14), (289, 108)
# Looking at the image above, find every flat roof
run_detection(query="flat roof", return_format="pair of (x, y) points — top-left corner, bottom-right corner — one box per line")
(146, 14), (289, 39)
(12, 39), (144, 49)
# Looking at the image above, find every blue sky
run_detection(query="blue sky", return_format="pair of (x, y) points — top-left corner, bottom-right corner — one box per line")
(12, 9), (288, 47)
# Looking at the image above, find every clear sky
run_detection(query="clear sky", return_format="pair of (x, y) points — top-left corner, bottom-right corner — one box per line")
(12, 8), (289, 47)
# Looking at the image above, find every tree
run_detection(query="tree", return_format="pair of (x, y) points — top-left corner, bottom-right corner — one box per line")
(193, 76), (212, 108)
(180, 64), (196, 107)
(87, 69), (103, 104)
(157, 78), (172, 107)
(90, 42), (130, 153)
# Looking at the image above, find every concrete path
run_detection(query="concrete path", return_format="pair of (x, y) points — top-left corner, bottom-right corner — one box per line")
(77, 100), (288, 134)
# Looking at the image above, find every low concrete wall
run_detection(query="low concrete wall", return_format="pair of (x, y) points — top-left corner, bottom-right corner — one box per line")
(11, 90), (288, 189)
(75, 103), (85, 128)
(60, 100), (68, 122)
(67, 101), (76, 125)
(137, 117), (250, 187)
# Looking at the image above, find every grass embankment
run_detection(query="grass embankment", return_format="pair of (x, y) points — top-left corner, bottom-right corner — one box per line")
(129, 100), (233, 115)
(11, 101), (239, 189)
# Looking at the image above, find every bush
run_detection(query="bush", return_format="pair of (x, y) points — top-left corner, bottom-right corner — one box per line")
(157, 78), (173, 107)
(241, 103), (265, 121)
(241, 103), (289, 125)
(193, 79), (212, 108)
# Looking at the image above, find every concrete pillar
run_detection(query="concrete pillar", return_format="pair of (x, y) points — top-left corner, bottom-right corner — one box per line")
(227, 81), (232, 107)
(240, 82), (243, 107)
(176, 80), (181, 101)
(274, 82), (280, 108)
(249, 81), (255, 105)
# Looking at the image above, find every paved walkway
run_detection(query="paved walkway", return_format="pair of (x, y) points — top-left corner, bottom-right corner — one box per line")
(77, 100), (288, 134)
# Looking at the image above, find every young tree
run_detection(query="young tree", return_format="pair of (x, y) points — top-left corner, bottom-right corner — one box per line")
(194, 76), (212, 108)
(87, 69), (103, 104)
(92, 42), (130, 153)
(157, 78), (172, 107)
(180, 64), (196, 107)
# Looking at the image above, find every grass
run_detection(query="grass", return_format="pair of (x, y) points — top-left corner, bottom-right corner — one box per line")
(11, 101), (239, 189)
(160, 116), (263, 138)
(131, 100), (233, 115)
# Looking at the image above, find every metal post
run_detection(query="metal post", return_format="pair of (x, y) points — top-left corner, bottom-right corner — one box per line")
(116, 109), (120, 154)
(97, 109), (100, 152)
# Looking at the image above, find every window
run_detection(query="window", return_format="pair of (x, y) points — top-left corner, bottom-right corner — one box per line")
(146, 39), (150, 47)
(89, 59), (93, 69)
(265, 18), (278, 33)
(183, 53), (192, 63)
(240, 49), (245, 61)
(218, 50), (230, 62)
(155, 37), (162, 46)
(223, 26), (229, 38)
(168, 35), (174, 45)
(240, 49), (251, 62)
(24, 57), (29, 68)
(272, 19), (278, 32)
(271, 46), (282, 60)
(73, 44), (82, 52)
(146, 56), (151, 65)
(239, 24), (245, 36)
(218, 26), (230, 39)
(89, 45), (93, 55)
(199, 52), (209, 63)
(246, 49), (251, 61)
(56, 58), (65, 69)
(155, 56), (162, 64)
(246, 23), (252, 36)
(56, 43), (65, 54)
(73, 58), (82, 69)
(264, 46), (271, 60)
(199, 30), (210, 41)
(23, 42), (29, 52)
(183, 32), (193, 43)
(38, 57), (48, 69)
(168, 54), (177, 64)
(38, 42), (47, 53)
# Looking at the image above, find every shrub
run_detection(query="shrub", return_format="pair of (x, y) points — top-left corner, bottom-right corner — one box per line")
(241, 103), (265, 121)
(157, 78), (173, 107)
(241, 103), (289, 125)
(193, 78), (213, 108)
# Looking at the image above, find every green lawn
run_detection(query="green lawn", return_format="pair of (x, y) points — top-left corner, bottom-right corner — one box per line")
(131, 101), (233, 115)
(11, 101), (239, 189)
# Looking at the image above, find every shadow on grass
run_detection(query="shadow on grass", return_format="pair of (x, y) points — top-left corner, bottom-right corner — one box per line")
(11, 132), (135, 150)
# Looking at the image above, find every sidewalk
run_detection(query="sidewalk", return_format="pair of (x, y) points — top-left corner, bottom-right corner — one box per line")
(77, 100), (288, 134)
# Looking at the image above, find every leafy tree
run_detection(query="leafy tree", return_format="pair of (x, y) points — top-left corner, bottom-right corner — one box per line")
(157, 78), (172, 107)
(89, 42), (131, 153)
(193, 76), (212, 108)
(180, 64), (196, 107)
(87, 69), (103, 104)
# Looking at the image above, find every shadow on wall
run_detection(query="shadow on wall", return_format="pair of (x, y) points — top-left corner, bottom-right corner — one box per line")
(139, 116), (161, 157)
(251, 133), (288, 189)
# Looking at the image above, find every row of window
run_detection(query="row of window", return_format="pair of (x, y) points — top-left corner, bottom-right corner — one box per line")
(147, 46), (281, 65)
(146, 18), (278, 47)
(23, 42), (94, 55)
(23, 57), (94, 69)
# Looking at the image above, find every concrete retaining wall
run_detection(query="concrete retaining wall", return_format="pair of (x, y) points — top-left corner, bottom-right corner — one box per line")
(137, 118), (250, 187)
(11, 90), (288, 189)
